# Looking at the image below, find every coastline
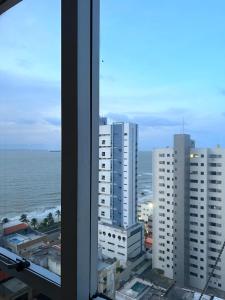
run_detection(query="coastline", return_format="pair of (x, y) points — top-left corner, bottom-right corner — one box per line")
(1, 204), (61, 223)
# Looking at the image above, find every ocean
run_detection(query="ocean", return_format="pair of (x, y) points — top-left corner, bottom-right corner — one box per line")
(0, 150), (152, 221)
(137, 151), (152, 201)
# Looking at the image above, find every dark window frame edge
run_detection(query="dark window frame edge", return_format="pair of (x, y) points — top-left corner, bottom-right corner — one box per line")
(0, 0), (21, 15)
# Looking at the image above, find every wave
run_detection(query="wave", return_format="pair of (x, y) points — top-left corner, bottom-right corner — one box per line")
(2, 205), (61, 223)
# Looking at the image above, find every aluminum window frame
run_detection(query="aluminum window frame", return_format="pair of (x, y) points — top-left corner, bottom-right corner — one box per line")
(0, 0), (99, 299)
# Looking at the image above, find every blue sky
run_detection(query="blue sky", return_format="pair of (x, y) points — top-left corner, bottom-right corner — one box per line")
(1, 0), (225, 149)
(0, 0), (60, 149)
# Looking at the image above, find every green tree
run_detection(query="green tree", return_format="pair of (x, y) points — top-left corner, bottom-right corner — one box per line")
(55, 209), (61, 222)
(47, 212), (54, 226)
(20, 214), (29, 223)
(2, 217), (9, 224)
(42, 218), (49, 228)
(30, 218), (38, 229)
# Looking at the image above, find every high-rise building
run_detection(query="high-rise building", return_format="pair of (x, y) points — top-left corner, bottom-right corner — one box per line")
(98, 119), (144, 264)
(153, 134), (225, 292)
(98, 120), (137, 228)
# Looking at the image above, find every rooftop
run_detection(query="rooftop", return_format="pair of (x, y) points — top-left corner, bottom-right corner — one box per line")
(116, 278), (164, 300)
(166, 286), (225, 300)
(116, 274), (225, 300)
(98, 257), (117, 271)
(139, 268), (173, 290)
(5, 232), (43, 245)
(100, 222), (142, 233)
(3, 221), (28, 235)
(0, 278), (30, 296)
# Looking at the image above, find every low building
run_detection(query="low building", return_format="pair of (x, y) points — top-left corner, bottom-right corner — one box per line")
(120, 252), (152, 283)
(3, 222), (29, 236)
(98, 257), (120, 299)
(166, 285), (225, 300)
(2, 221), (47, 257)
(48, 245), (61, 275)
(0, 278), (32, 300)
(3, 231), (47, 256)
(116, 277), (157, 300)
(137, 199), (153, 223)
(29, 246), (49, 269)
(98, 223), (144, 267)
(29, 244), (61, 275)
(116, 276), (225, 300)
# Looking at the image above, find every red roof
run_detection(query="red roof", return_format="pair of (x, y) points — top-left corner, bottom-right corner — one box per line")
(145, 237), (153, 245)
(145, 237), (153, 250)
(0, 271), (10, 282)
(4, 223), (28, 235)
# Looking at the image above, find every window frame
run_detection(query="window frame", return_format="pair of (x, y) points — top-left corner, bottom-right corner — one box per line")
(0, 0), (21, 14)
(0, 0), (99, 299)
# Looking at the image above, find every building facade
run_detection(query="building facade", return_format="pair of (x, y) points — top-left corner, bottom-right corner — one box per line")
(98, 256), (120, 298)
(137, 199), (153, 223)
(152, 134), (225, 292)
(98, 121), (138, 228)
(98, 120), (144, 264)
(98, 223), (144, 266)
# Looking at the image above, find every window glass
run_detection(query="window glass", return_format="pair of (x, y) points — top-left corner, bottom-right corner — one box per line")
(0, 0), (61, 280)
(99, 0), (225, 299)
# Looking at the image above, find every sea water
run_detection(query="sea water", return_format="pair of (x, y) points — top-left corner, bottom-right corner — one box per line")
(0, 150), (152, 221)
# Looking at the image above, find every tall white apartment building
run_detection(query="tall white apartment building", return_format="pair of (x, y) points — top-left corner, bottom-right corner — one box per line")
(98, 119), (144, 264)
(153, 134), (225, 292)
(152, 147), (175, 280)
(98, 120), (137, 228)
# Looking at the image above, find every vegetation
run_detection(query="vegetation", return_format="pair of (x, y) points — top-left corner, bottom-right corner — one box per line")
(47, 213), (54, 226)
(55, 209), (61, 222)
(42, 217), (49, 227)
(116, 266), (124, 273)
(30, 218), (38, 229)
(20, 214), (29, 223)
(38, 221), (61, 233)
(37, 213), (60, 233)
(3, 209), (61, 233)
(2, 217), (9, 224)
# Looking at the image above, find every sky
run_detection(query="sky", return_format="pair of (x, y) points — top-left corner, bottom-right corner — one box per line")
(1, 1), (225, 150)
